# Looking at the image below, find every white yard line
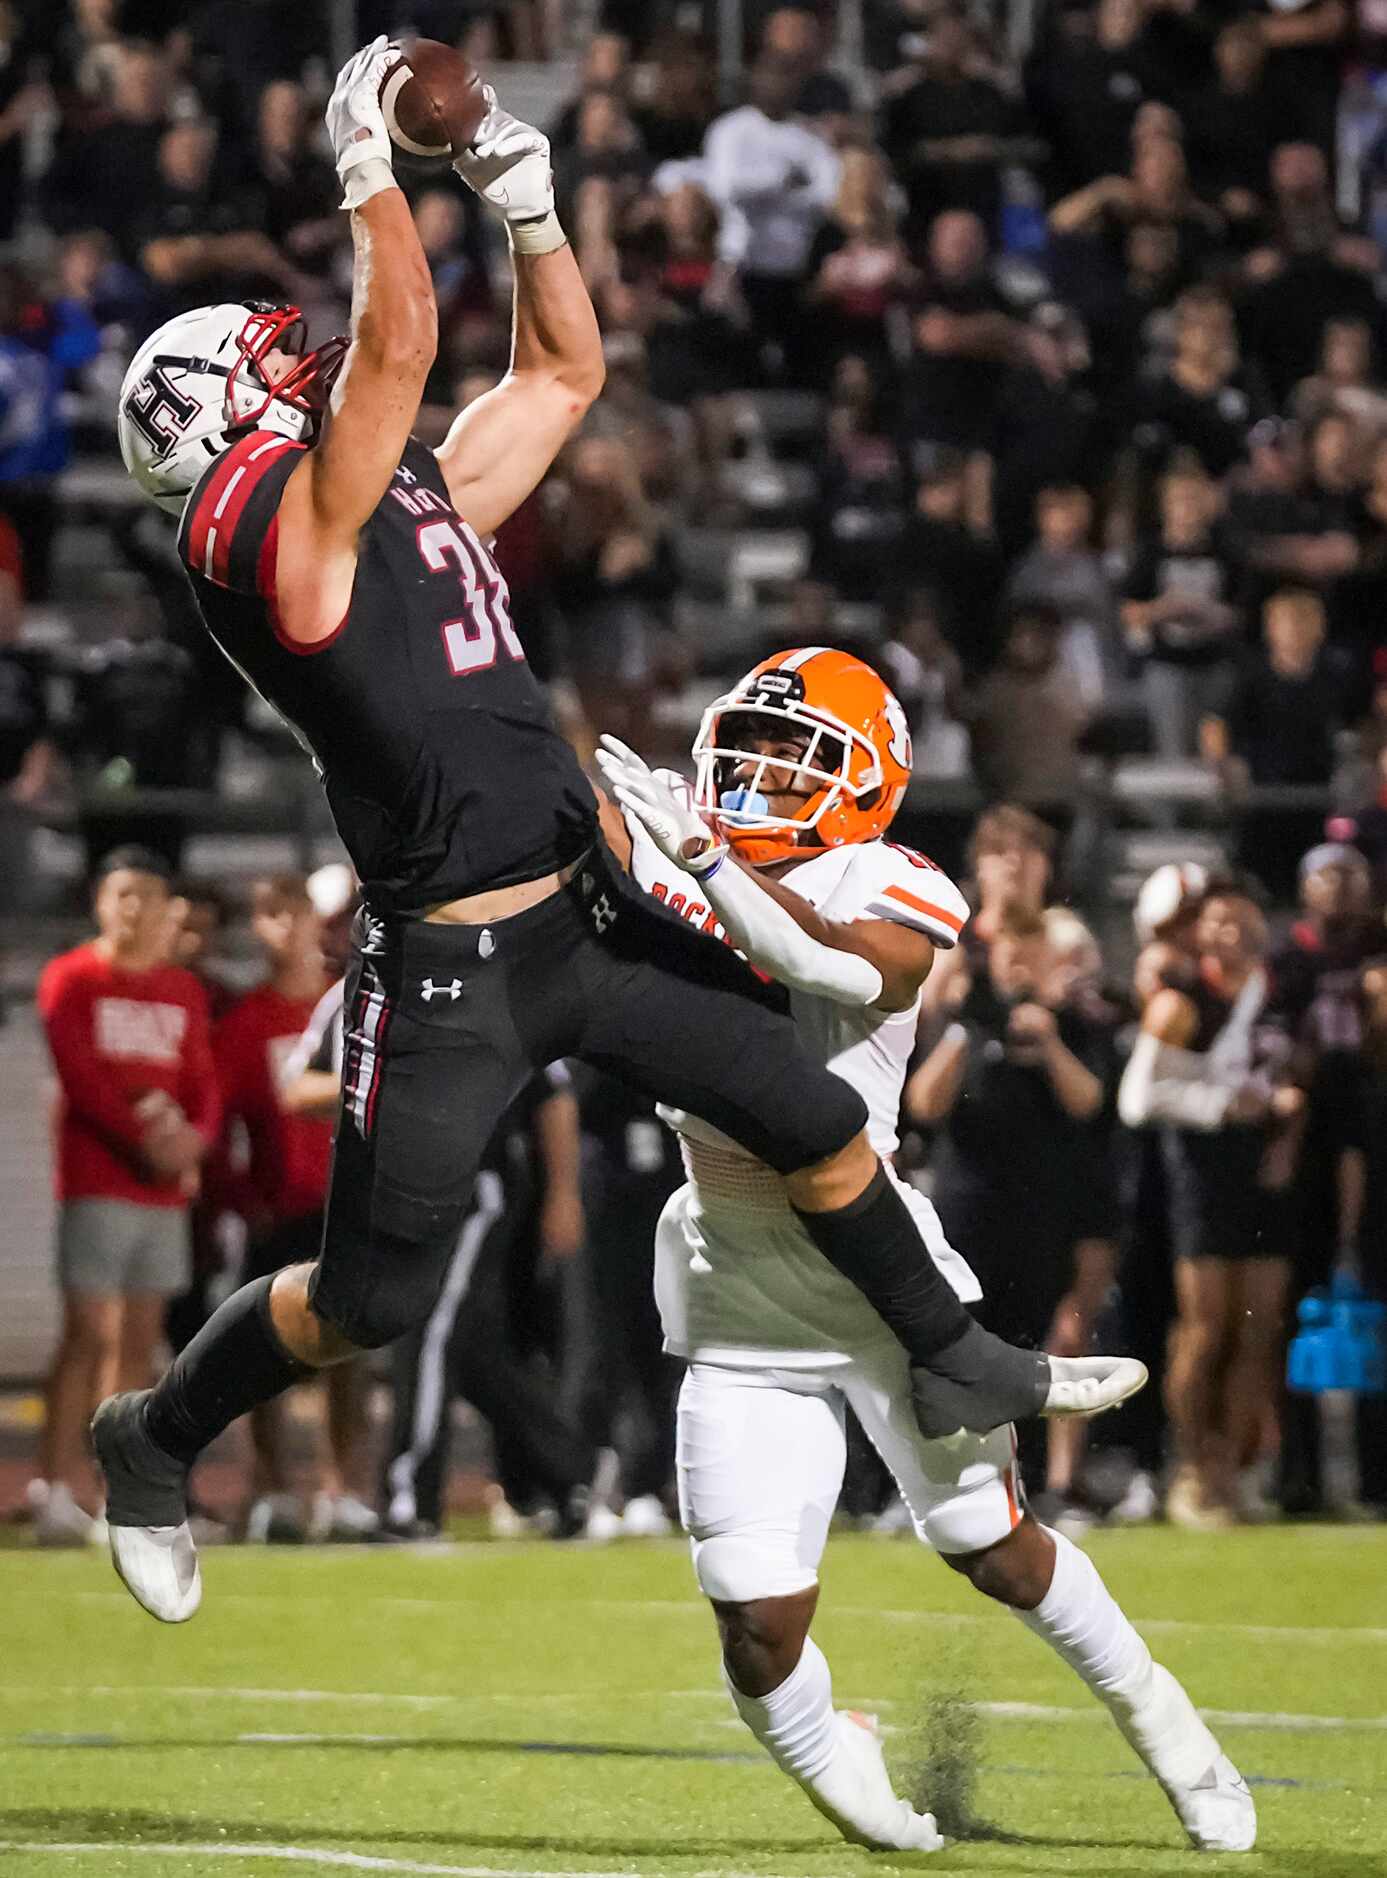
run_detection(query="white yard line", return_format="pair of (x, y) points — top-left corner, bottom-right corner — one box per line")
(8, 1689), (1385, 1737)
(65, 1588), (1387, 1643)
(0, 1847), (809, 1878)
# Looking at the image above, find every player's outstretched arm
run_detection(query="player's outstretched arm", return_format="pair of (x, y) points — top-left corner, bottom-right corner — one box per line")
(596, 738), (936, 1012)
(275, 41), (438, 646)
(436, 90), (604, 535)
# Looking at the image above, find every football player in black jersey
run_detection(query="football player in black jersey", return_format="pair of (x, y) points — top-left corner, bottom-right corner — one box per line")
(95, 41), (1142, 1623)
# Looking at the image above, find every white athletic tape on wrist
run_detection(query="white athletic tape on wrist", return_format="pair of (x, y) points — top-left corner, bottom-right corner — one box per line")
(341, 157), (398, 211)
(508, 210), (567, 255)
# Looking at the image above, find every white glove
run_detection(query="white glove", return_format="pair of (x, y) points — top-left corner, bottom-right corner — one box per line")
(596, 735), (726, 876)
(453, 85), (565, 253)
(326, 37), (400, 211)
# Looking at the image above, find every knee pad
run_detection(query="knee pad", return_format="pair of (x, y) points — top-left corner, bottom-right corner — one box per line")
(691, 1531), (819, 1605)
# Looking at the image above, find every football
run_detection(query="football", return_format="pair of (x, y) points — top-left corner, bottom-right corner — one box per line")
(379, 39), (487, 162)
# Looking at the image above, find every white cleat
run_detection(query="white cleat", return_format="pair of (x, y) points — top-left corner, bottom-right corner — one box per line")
(834, 1711), (945, 1853)
(309, 1491), (381, 1542)
(34, 1482), (100, 1548)
(107, 1521), (202, 1624)
(620, 1494), (673, 1538)
(1044, 1356), (1148, 1419)
(1164, 1753), (1257, 1853)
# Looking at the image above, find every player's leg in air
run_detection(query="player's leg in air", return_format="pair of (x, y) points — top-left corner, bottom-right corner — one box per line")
(97, 43), (1134, 1627)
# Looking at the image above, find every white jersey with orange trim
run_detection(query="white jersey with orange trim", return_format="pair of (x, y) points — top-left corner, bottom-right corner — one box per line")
(625, 805), (981, 1367)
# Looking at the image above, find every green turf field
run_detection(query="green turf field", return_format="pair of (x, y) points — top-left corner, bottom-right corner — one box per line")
(0, 1525), (1383, 1877)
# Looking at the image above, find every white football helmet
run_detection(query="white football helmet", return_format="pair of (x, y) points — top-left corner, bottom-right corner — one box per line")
(118, 302), (347, 515)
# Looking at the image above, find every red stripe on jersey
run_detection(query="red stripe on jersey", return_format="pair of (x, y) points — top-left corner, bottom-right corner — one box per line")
(257, 514), (351, 657)
(882, 883), (964, 932)
(185, 432), (297, 589)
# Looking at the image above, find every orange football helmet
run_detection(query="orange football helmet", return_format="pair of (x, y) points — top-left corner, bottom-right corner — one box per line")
(692, 646), (913, 865)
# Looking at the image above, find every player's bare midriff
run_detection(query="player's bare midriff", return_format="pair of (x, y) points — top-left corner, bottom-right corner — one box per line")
(422, 852), (587, 925)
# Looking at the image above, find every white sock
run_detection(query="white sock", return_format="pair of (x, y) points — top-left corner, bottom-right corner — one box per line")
(724, 1638), (915, 1847)
(1017, 1528), (1220, 1789)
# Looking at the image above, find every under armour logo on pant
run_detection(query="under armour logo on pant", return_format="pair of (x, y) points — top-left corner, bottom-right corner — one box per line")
(591, 894), (617, 933)
(420, 977), (463, 1002)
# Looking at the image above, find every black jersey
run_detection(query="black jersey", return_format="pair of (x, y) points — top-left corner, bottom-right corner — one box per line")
(177, 430), (596, 914)
(1160, 969), (1295, 1259)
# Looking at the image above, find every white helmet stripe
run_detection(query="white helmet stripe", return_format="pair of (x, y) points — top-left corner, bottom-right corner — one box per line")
(775, 645), (829, 674)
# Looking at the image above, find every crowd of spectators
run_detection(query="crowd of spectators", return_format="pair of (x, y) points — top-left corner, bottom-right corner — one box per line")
(22, 813), (1387, 1546)
(3, 0), (1387, 893)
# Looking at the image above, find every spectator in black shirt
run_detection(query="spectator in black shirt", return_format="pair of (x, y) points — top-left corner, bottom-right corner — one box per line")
(893, 446), (1005, 674)
(43, 39), (169, 256)
(906, 907), (1110, 1495)
(1203, 587), (1356, 897)
(1049, 130), (1226, 292)
(242, 81), (344, 283)
(1185, 19), (1280, 235)
(880, 2), (1023, 236)
(1129, 287), (1263, 480)
(1252, 0), (1348, 166)
(68, 614), (218, 872)
(1122, 464), (1240, 758)
(188, 0), (326, 144)
(549, 32), (633, 158)
(899, 209), (1024, 463)
(0, 3), (50, 244)
(137, 119), (308, 318)
(1240, 143), (1382, 405)
(809, 355), (907, 600)
(1024, 0), (1155, 196)
(631, 30), (716, 164)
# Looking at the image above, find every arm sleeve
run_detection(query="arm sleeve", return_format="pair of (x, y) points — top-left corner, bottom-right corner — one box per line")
(1117, 1029), (1237, 1130)
(699, 859), (887, 1008)
(177, 430), (306, 595)
(38, 964), (148, 1159)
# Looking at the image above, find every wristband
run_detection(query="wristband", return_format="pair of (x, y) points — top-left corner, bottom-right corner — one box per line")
(341, 157), (398, 212)
(508, 210), (567, 255)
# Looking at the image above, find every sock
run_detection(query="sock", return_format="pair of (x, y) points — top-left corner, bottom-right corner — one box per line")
(143, 1275), (315, 1467)
(1018, 1528), (1220, 1789)
(725, 1638), (914, 1848)
(794, 1169), (1050, 1431)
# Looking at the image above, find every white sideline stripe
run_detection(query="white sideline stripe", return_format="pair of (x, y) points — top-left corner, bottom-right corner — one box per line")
(1, 1685), (717, 1709)
(0, 1847), (794, 1878)
(8, 1685), (1383, 1736)
(65, 1589), (1387, 1642)
(969, 1701), (1387, 1733)
(0, 1848), (819, 1878)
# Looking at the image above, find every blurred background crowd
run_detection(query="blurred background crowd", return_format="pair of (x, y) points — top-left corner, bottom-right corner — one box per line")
(3, 0), (1387, 1549)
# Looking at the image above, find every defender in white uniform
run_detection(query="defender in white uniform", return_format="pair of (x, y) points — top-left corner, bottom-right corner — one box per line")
(598, 647), (1253, 1856)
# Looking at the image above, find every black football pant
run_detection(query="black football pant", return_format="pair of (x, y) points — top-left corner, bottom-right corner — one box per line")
(310, 844), (867, 1350)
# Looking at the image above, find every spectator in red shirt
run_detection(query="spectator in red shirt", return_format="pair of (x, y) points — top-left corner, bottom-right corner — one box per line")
(216, 871), (376, 1541)
(34, 846), (218, 1544)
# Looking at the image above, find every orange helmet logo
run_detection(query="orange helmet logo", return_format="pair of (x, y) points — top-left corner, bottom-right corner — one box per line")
(692, 646), (913, 865)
